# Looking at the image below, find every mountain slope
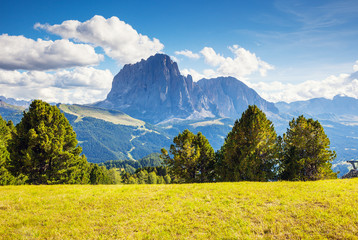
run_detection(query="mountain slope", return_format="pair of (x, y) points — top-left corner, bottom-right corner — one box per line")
(197, 77), (278, 118)
(0, 100), (25, 124)
(59, 104), (145, 127)
(59, 104), (171, 163)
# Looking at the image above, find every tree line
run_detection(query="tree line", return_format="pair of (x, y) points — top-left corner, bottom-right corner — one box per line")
(0, 100), (170, 185)
(0, 101), (337, 185)
(161, 105), (337, 183)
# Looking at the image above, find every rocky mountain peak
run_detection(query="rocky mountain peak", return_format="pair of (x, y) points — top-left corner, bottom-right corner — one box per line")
(97, 54), (278, 123)
(99, 54), (198, 123)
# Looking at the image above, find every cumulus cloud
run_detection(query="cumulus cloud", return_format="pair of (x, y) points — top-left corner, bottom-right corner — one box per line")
(175, 50), (200, 59)
(200, 45), (274, 80)
(0, 34), (103, 71)
(252, 71), (358, 103)
(181, 68), (218, 81)
(35, 15), (164, 65)
(354, 60), (358, 72)
(0, 67), (113, 104)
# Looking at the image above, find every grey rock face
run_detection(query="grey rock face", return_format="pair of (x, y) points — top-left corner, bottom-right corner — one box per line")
(197, 77), (278, 119)
(97, 54), (278, 123)
(98, 54), (202, 123)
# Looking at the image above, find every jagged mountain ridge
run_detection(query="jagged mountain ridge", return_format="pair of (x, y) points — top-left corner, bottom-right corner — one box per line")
(96, 54), (278, 123)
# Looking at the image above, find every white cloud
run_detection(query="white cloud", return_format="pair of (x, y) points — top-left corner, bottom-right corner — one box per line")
(200, 45), (274, 80)
(0, 34), (103, 71)
(54, 67), (113, 89)
(252, 71), (358, 103)
(353, 60), (358, 72)
(0, 67), (113, 104)
(35, 15), (164, 65)
(181, 68), (218, 81)
(175, 50), (200, 59)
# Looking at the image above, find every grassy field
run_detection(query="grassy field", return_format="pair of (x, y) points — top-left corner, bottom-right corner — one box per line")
(1, 179), (357, 239)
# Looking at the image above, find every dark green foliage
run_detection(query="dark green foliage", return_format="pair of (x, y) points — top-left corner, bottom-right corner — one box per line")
(161, 130), (216, 183)
(8, 100), (90, 184)
(101, 153), (163, 174)
(164, 174), (171, 184)
(120, 166), (171, 184)
(0, 116), (26, 185)
(89, 164), (110, 184)
(280, 116), (337, 181)
(88, 163), (121, 184)
(137, 170), (148, 184)
(137, 166), (168, 177)
(148, 172), (157, 184)
(219, 105), (279, 181)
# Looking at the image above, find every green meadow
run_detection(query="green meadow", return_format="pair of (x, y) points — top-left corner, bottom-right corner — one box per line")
(1, 179), (357, 239)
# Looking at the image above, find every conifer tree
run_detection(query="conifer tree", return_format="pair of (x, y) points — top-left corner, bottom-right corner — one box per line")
(148, 171), (158, 184)
(164, 174), (171, 184)
(0, 116), (22, 185)
(89, 164), (111, 184)
(137, 170), (148, 184)
(161, 130), (215, 183)
(8, 100), (90, 184)
(280, 115), (337, 180)
(219, 105), (279, 181)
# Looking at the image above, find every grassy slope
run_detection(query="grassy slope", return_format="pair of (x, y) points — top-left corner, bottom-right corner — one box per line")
(58, 104), (145, 127)
(1, 179), (357, 239)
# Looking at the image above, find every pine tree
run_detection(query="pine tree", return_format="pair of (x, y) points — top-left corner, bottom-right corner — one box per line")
(8, 100), (90, 184)
(280, 115), (337, 181)
(89, 164), (112, 184)
(219, 105), (279, 181)
(137, 170), (148, 184)
(148, 171), (158, 184)
(161, 129), (215, 183)
(164, 175), (171, 184)
(0, 116), (22, 185)
(157, 175), (165, 184)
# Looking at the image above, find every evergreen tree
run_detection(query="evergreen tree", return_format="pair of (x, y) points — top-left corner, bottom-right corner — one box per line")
(137, 170), (148, 184)
(164, 174), (171, 184)
(148, 171), (158, 184)
(8, 100), (90, 184)
(89, 164), (111, 184)
(161, 130), (215, 183)
(128, 176), (137, 184)
(0, 116), (24, 185)
(280, 115), (337, 181)
(219, 105), (279, 181)
(107, 169), (122, 184)
(157, 175), (164, 184)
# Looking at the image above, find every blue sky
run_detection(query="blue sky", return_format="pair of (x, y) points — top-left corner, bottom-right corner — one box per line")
(0, 0), (358, 103)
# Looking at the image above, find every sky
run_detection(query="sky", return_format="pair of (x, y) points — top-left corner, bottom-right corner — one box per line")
(0, 0), (358, 104)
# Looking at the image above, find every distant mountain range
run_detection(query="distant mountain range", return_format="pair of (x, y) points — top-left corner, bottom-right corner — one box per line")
(1, 54), (358, 176)
(0, 96), (30, 108)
